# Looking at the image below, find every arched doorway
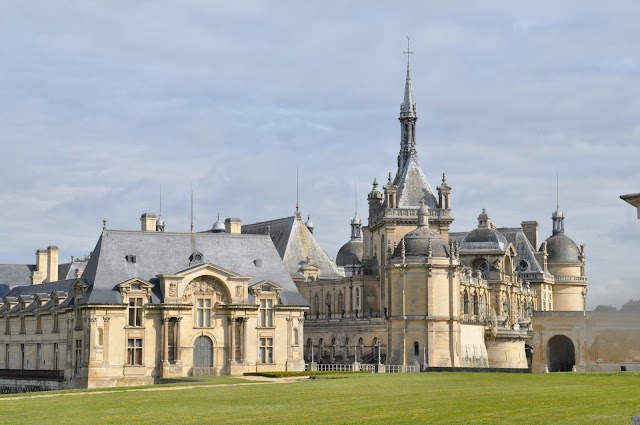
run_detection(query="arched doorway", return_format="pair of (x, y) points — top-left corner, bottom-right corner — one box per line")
(194, 336), (213, 368)
(547, 335), (575, 372)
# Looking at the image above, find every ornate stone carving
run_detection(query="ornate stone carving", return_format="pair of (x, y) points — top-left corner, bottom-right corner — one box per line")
(182, 276), (230, 303)
(169, 282), (178, 297)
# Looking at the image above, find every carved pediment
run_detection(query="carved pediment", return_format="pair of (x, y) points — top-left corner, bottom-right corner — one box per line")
(183, 275), (230, 303)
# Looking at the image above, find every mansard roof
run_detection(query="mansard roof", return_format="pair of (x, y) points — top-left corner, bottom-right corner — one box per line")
(242, 214), (343, 280)
(0, 264), (36, 295)
(394, 157), (438, 208)
(80, 229), (307, 306)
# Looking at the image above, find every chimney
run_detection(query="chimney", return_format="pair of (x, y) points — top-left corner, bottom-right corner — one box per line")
(224, 217), (242, 234)
(521, 221), (539, 250)
(140, 213), (157, 232)
(47, 246), (59, 282)
(32, 249), (48, 285)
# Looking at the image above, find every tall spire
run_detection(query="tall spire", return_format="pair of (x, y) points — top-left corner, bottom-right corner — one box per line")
(398, 37), (418, 171)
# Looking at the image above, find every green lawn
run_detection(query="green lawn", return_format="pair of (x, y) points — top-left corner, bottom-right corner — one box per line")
(2, 372), (639, 424)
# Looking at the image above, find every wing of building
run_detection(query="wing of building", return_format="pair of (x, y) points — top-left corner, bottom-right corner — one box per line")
(0, 214), (307, 389)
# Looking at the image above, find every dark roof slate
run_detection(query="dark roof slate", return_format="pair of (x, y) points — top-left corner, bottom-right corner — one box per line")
(80, 230), (308, 306)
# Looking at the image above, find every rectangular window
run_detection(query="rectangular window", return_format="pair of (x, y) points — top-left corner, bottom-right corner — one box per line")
(127, 338), (143, 365)
(259, 299), (273, 327)
(36, 315), (42, 334)
(128, 297), (143, 327)
(74, 339), (82, 374)
(196, 298), (212, 327)
(53, 343), (58, 370)
(53, 313), (60, 333)
(258, 337), (273, 363)
(36, 343), (41, 370)
(20, 344), (25, 369)
(20, 316), (25, 334)
(4, 344), (9, 368)
(4, 317), (9, 335)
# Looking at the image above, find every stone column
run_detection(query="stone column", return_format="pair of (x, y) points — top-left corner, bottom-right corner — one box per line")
(162, 317), (169, 364)
(175, 317), (182, 362)
(88, 317), (97, 365)
(241, 318), (248, 363)
(229, 317), (236, 363)
(102, 317), (110, 366)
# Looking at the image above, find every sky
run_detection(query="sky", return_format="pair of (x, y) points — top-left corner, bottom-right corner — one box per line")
(0, 1), (639, 309)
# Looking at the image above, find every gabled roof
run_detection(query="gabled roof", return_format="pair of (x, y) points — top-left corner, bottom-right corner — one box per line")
(394, 157), (438, 208)
(80, 229), (308, 306)
(496, 228), (544, 273)
(242, 215), (344, 280)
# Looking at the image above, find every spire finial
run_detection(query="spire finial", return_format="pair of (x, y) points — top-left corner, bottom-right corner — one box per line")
(354, 181), (358, 216)
(403, 36), (413, 69)
(102, 219), (107, 230)
(190, 183), (194, 234)
(159, 183), (162, 218)
(296, 165), (300, 215)
(556, 171), (559, 210)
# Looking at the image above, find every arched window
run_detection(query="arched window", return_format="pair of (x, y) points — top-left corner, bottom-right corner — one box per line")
(473, 293), (479, 316)
(463, 291), (469, 315)
(338, 291), (344, 313)
(355, 288), (360, 309)
(344, 337), (350, 357)
(193, 336), (213, 368)
(313, 294), (319, 314)
(331, 338), (336, 360)
(325, 293), (332, 313)
(414, 341), (419, 356)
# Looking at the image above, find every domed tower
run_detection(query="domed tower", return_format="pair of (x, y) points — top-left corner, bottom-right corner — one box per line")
(336, 214), (364, 276)
(211, 214), (225, 233)
(543, 206), (587, 311)
(386, 202), (463, 368)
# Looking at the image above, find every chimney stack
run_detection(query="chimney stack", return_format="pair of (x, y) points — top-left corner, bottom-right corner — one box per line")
(521, 221), (539, 250)
(140, 213), (157, 232)
(47, 246), (59, 282)
(225, 217), (242, 234)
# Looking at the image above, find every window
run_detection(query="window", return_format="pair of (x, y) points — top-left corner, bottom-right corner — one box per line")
(414, 341), (420, 356)
(196, 298), (212, 327)
(259, 299), (273, 327)
(4, 344), (9, 368)
(36, 315), (42, 334)
(36, 343), (42, 370)
(127, 338), (143, 365)
(258, 338), (273, 363)
(53, 343), (58, 370)
(293, 328), (299, 345)
(20, 316), (25, 334)
(355, 288), (360, 309)
(128, 297), (144, 327)
(338, 292), (344, 313)
(4, 317), (9, 335)
(313, 294), (319, 315)
(74, 339), (82, 373)
(53, 313), (59, 333)
(20, 344), (25, 369)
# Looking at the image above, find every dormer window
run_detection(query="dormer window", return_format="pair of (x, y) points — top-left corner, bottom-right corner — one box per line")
(189, 252), (203, 264)
(125, 254), (137, 264)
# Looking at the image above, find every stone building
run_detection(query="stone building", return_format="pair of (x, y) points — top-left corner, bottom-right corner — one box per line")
(0, 214), (307, 389)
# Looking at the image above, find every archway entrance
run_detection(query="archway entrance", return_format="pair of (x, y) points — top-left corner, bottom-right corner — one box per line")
(194, 336), (213, 368)
(547, 335), (575, 372)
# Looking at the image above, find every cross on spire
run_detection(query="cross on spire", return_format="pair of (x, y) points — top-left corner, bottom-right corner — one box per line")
(403, 36), (413, 68)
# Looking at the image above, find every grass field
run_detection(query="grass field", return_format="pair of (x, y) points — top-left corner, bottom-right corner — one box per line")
(2, 372), (639, 424)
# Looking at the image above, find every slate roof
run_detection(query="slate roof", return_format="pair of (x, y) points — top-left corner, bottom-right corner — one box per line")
(393, 157), (438, 208)
(242, 215), (344, 280)
(4, 279), (75, 300)
(80, 230), (308, 306)
(544, 233), (581, 265)
(497, 228), (544, 273)
(0, 264), (36, 294)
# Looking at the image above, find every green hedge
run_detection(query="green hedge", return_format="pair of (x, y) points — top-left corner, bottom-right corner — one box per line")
(243, 371), (369, 378)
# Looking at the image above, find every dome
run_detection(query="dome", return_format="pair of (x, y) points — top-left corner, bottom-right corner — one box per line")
(544, 234), (581, 265)
(417, 202), (429, 216)
(351, 216), (362, 225)
(305, 218), (314, 230)
(211, 214), (225, 233)
(392, 226), (449, 259)
(460, 228), (508, 251)
(336, 240), (363, 267)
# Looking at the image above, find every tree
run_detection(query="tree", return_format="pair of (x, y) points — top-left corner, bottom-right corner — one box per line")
(620, 299), (640, 312)
(593, 305), (617, 312)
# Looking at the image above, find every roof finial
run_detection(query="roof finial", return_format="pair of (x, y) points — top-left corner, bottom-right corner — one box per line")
(354, 180), (358, 216)
(556, 171), (559, 211)
(403, 36), (413, 69)
(102, 219), (107, 230)
(296, 164), (299, 215)
(190, 183), (194, 234)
